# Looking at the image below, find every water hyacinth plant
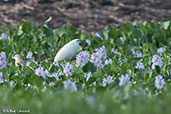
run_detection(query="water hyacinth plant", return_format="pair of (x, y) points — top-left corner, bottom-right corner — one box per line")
(136, 61), (145, 69)
(76, 51), (89, 67)
(63, 62), (74, 76)
(0, 19), (171, 114)
(152, 54), (162, 69)
(155, 75), (165, 89)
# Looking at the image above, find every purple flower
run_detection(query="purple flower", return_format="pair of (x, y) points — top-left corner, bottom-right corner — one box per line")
(51, 72), (59, 80)
(0, 72), (3, 83)
(152, 55), (162, 69)
(85, 39), (91, 46)
(155, 75), (165, 89)
(35, 66), (45, 78)
(105, 58), (112, 65)
(53, 62), (59, 67)
(119, 74), (130, 86)
(45, 69), (50, 77)
(59, 71), (64, 76)
(49, 82), (55, 87)
(102, 75), (114, 86)
(63, 62), (73, 76)
(90, 46), (107, 68)
(136, 61), (144, 69)
(112, 48), (118, 54)
(132, 50), (143, 58)
(63, 80), (77, 92)
(96, 46), (107, 59)
(76, 51), (89, 67)
(0, 33), (8, 40)
(90, 52), (103, 68)
(60, 64), (64, 69)
(33, 60), (38, 65)
(0, 52), (7, 69)
(26, 52), (33, 59)
(84, 72), (91, 80)
(157, 48), (165, 54)
(26, 61), (31, 66)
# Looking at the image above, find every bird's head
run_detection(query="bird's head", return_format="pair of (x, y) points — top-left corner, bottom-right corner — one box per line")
(71, 39), (84, 45)
(76, 39), (84, 43)
(14, 54), (21, 59)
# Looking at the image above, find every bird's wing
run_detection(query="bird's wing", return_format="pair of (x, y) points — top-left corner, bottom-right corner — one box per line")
(54, 41), (79, 62)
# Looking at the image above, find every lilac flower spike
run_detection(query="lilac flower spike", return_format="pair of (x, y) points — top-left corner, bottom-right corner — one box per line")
(152, 54), (162, 69)
(155, 75), (165, 89)
(76, 51), (89, 67)
(0, 33), (8, 40)
(63, 80), (77, 92)
(119, 74), (130, 86)
(0, 52), (7, 69)
(63, 62), (73, 76)
(136, 62), (145, 69)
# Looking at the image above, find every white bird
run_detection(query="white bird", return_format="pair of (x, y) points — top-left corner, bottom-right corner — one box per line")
(54, 39), (83, 62)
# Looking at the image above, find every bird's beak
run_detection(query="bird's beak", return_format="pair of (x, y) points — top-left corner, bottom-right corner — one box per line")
(77, 40), (84, 43)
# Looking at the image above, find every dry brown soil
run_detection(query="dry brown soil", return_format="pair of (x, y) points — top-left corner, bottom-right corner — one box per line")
(0, 0), (171, 33)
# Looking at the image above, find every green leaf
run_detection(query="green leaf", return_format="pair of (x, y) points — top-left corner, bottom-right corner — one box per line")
(155, 66), (161, 74)
(82, 62), (97, 73)
(108, 26), (118, 39)
(87, 77), (96, 84)
(31, 42), (39, 51)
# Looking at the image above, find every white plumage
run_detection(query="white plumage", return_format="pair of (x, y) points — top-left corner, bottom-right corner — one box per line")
(54, 39), (83, 62)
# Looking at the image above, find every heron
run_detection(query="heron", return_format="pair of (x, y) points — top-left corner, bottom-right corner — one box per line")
(54, 39), (83, 62)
